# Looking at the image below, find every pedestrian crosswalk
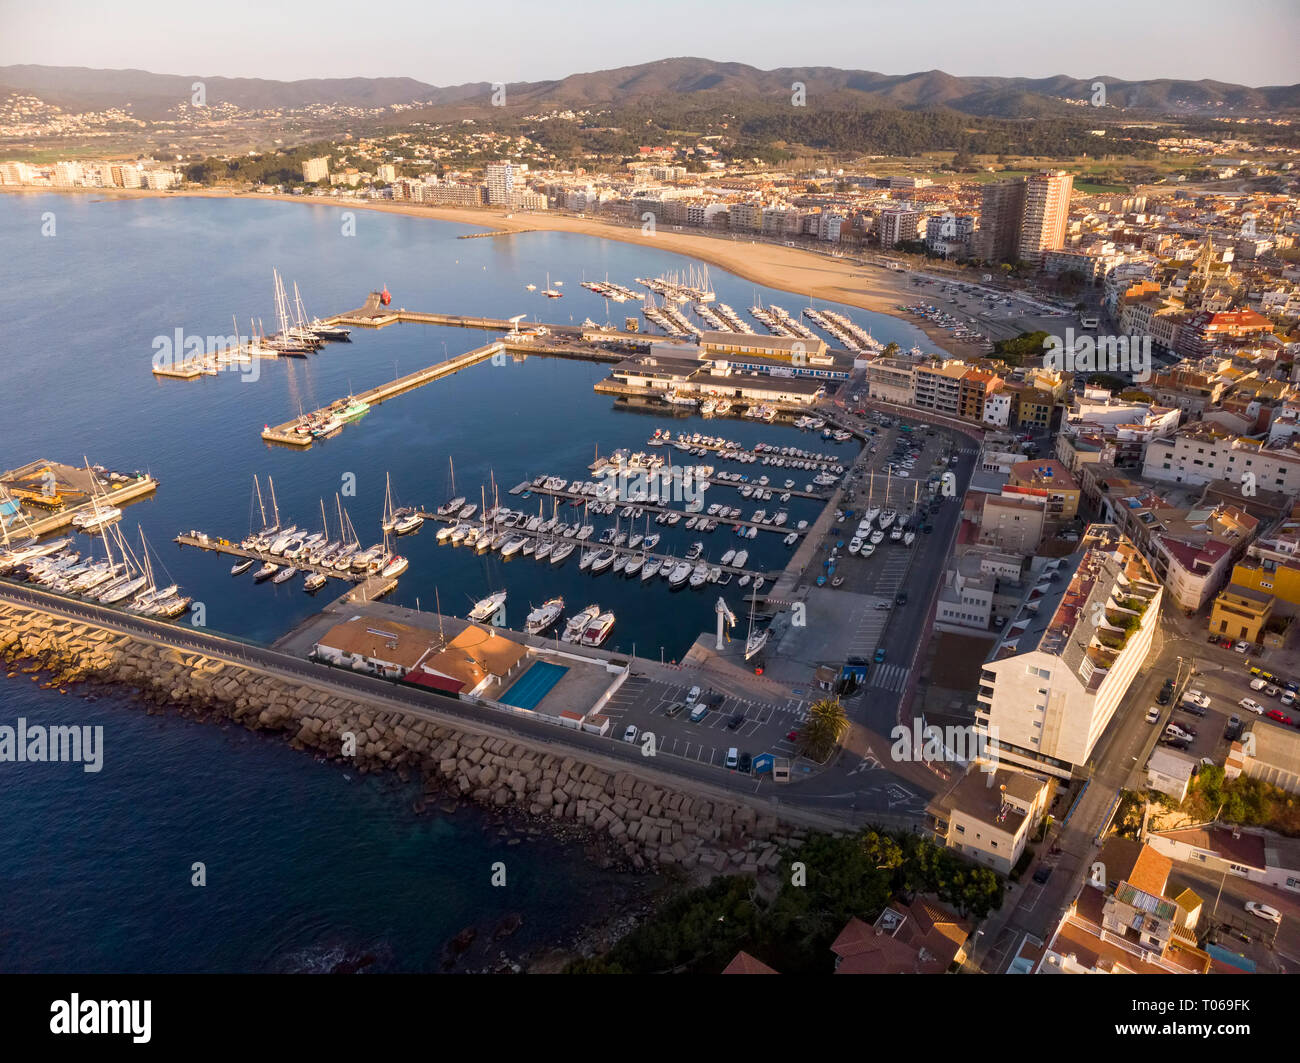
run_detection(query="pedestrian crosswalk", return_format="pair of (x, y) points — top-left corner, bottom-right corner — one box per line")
(870, 663), (910, 692)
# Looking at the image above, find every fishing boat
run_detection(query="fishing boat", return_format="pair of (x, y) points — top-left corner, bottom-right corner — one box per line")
(562, 603), (599, 643)
(524, 597), (564, 636)
(304, 572), (328, 593)
(580, 611), (615, 647)
(468, 590), (507, 623)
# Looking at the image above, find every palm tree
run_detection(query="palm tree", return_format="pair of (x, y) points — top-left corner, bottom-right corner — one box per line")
(799, 697), (849, 761)
(883, 341), (901, 358)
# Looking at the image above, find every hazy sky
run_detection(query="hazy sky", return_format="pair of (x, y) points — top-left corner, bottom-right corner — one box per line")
(2, 0), (1297, 87)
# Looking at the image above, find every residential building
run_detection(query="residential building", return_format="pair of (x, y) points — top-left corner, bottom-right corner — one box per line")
(865, 357), (915, 406)
(975, 526), (1163, 778)
(1208, 584), (1273, 642)
(975, 179), (1026, 263)
(1007, 459), (1080, 523)
(878, 208), (922, 248)
(830, 899), (973, 974)
(1017, 171), (1074, 267)
(928, 768), (1052, 874)
(485, 162), (515, 206)
(301, 156), (330, 183)
(1025, 839), (1213, 974)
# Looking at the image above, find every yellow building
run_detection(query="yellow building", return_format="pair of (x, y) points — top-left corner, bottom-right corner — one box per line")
(1209, 584), (1273, 642)
(1229, 554), (1300, 609)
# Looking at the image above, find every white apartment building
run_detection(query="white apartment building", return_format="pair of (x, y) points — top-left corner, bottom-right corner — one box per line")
(301, 156), (330, 183)
(1143, 425), (1300, 494)
(975, 525), (1163, 778)
(485, 162), (515, 206)
(982, 391), (1012, 427)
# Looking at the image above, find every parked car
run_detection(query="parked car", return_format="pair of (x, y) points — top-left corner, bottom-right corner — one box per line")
(1234, 640), (1250, 653)
(1184, 689), (1211, 709)
(689, 704), (708, 723)
(623, 724), (639, 744)
(726, 713), (745, 731)
(725, 747), (739, 770)
(1032, 866), (1052, 885)
(1245, 901), (1282, 924)
(665, 701), (686, 719)
(1265, 684), (1281, 698)
(1163, 738), (1190, 751)
(685, 685), (702, 705)
(1156, 679), (1174, 706)
(1283, 690), (1297, 709)
(1249, 677), (1268, 691)
(1240, 698), (1265, 715)
(738, 752), (752, 774)
(1145, 707), (1161, 724)
(1267, 710), (1294, 726)
(1224, 714), (1243, 741)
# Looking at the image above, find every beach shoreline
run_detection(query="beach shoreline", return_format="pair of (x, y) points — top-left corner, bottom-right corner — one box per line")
(3, 185), (977, 356)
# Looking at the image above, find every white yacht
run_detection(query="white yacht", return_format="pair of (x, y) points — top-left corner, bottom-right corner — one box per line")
(468, 590), (507, 623)
(562, 603), (599, 643)
(525, 597), (564, 636)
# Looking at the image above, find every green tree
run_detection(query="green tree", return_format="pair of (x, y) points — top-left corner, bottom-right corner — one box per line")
(799, 697), (848, 760)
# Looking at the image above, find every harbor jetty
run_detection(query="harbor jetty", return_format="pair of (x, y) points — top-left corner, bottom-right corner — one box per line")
(0, 589), (845, 876)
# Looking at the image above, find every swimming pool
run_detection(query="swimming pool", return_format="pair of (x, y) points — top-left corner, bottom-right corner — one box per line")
(500, 661), (569, 711)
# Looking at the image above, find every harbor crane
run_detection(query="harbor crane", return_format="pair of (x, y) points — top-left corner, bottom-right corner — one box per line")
(507, 314), (527, 334)
(715, 597), (736, 650)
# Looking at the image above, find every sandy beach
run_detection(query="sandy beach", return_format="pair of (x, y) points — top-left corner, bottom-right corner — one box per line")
(5, 185), (975, 355)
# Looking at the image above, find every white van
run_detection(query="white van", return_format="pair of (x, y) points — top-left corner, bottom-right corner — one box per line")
(725, 748), (739, 770)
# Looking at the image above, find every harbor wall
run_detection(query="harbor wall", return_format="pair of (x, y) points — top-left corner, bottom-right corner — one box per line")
(0, 602), (831, 878)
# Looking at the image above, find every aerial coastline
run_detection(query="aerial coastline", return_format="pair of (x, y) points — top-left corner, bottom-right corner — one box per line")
(1, 183), (976, 357)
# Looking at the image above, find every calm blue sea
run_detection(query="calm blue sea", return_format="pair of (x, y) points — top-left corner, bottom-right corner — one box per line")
(0, 193), (930, 971)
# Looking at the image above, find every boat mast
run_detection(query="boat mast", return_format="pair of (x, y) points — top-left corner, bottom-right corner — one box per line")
(267, 476), (282, 529)
(254, 475), (268, 530)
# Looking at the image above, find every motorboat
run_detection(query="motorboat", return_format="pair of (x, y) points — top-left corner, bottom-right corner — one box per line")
(468, 590), (507, 623)
(580, 612), (615, 647)
(562, 604), (599, 643)
(524, 597), (564, 636)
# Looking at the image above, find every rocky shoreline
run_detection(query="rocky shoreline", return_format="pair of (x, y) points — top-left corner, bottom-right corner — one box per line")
(0, 605), (818, 944)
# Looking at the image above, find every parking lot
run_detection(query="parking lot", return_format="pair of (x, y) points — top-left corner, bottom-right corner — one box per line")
(595, 673), (807, 776)
(1145, 642), (1300, 766)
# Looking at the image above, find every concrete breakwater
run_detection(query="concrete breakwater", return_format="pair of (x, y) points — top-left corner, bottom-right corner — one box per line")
(0, 602), (813, 877)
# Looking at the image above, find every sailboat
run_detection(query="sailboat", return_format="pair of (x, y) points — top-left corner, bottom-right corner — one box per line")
(743, 587), (769, 660)
(542, 272), (563, 298)
(381, 473), (423, 535)
(128, 528), (179, 612)
(264, 270), (319, 355)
